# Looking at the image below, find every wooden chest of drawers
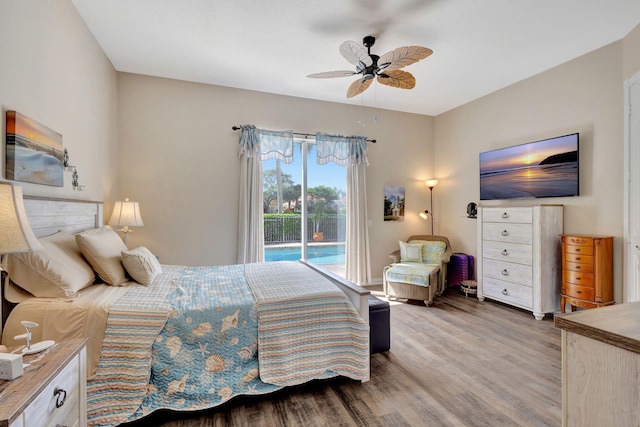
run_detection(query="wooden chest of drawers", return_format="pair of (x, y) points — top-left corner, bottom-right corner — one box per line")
(560, 234), (614, 312)
(477, 205), (564, 320)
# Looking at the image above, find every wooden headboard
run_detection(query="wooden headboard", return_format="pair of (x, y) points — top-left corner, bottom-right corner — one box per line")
(23, 196), (104, 237)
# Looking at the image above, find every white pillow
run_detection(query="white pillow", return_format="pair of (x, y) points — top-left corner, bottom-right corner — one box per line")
(399, 241), (423, 263)
(7, 230), (96, 297)
(75, 227), (128, 286)
(121, 246), (162, 286)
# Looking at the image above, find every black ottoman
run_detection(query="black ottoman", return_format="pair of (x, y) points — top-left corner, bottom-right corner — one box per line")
(369, 295), (390, 353)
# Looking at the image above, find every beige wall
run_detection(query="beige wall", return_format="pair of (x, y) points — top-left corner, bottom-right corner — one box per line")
(623, 22), (640, 79)
(0, 0), (118, 202)
(117, 73), (434, 276)
(435, 41), (626, 300)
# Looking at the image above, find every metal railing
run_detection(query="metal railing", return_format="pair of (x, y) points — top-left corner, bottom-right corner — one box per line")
(264, 214), (346, 244)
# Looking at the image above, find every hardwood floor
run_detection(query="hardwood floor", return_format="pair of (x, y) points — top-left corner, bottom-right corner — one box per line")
(122, 289), (561, 427)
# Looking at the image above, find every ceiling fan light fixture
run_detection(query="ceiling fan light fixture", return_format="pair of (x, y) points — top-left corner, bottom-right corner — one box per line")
(308, 35), (432, 98)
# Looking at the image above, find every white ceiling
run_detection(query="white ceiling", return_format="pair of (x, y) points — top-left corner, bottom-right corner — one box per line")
(70, 0), (640, 116)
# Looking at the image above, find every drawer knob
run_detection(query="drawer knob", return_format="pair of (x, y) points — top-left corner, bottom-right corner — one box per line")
(575, 257), (581, 261)
(54, 387), (67, 408)
(501, 249), (509, 256)
(501, 230), (509, 236)
(501, 212), (509, 219)
(576, 290), (581, 294)
(502, 289), (509, 295)
(576, 265), (580, 270)
(502, 269), (509, 276)
(575, 248), (581, 252)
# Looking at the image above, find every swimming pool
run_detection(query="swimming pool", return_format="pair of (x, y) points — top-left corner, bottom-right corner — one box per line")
(265, 244), (345, 265)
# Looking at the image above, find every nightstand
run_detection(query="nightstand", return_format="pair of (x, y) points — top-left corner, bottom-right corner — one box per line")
(0, 338), (87, 427)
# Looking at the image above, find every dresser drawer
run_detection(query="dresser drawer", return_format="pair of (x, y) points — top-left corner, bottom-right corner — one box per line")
(565, 270), (594, 287)
(23, 353), (79, 427)
(482, 207), (532, 224)
(483, 240), (532, 265)
(564, 261), (594, 274)
(564, 253), (594, 264)
(483, 259), (532, 286)
(562, 283), (595, 301)
(483, 277), (533, 309)
(564, 235), (594, 247)
(564, 244), (594, 256)
(483, 222), (532, 244)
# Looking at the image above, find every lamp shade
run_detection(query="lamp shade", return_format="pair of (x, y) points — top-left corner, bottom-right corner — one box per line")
(108, 198), (144, 227)
(419, 210), (431, 220)
(426, 179), (439, 189)
(0, 182), (43, 254)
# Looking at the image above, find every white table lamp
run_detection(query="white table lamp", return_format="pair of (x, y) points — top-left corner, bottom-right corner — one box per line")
(108, 198), (144, 247)
(0, 182), (43, 255)
(1, 183), (53, 354)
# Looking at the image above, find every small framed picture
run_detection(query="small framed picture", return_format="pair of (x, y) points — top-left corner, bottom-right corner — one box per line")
(384, 186), (405, 221)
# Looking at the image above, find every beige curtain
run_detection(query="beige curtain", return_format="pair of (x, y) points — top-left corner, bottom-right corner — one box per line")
(237, 125), (264, 263)
(346, 162), (371, 285)
(237, 126), (294, 263)
(316, 133), (371, 285)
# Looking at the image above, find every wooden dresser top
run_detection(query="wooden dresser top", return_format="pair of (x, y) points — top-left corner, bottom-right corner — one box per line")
(0, 338), (87, 426)
(555, 302), (640, 354)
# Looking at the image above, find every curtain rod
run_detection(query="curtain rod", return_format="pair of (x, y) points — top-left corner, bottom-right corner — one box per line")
(231, 126), (376, 143)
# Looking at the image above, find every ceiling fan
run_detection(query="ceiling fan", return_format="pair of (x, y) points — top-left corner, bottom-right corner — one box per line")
(307, 35), (433, 98)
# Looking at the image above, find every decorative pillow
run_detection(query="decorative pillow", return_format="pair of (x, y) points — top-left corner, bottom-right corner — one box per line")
(399, 241), (423, 263)
(75, 227), (128, 286)
(410, 240), (447, 264)
(121, 246), (162, 286)
(7, 230), (96, 298)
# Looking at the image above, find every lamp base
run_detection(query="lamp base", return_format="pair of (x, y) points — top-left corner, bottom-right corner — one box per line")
(22, 340), (56, 354)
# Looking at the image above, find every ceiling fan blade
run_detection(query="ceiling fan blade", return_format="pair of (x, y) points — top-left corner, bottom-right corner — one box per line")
(340, 41), (373, 68)
(378, 46), (433, 72)
(307, 70), (358, 78)
(347, 77), (373, 98)
(377, 70), (416, 89)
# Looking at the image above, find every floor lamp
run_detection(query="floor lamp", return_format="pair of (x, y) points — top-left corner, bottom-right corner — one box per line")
(420, 179), (438, 234)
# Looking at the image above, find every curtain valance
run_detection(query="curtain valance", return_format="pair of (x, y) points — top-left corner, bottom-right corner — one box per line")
(238, 125), (294, 163)
(316, 133), (369, 166)
(237, 125), (369, 166)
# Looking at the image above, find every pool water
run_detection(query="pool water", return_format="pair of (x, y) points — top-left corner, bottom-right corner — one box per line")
(265, 244), (345, 265)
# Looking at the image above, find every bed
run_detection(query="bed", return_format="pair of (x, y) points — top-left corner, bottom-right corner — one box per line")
(0, 197), (370, 427)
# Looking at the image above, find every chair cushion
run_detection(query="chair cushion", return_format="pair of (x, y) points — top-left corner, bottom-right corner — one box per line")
(409, 240), (447, 264)
(399, 241), (423, 263)
(385, 262), (440, 287)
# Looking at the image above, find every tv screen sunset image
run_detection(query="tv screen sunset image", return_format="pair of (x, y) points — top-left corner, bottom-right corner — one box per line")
(480, 133), (579, 200)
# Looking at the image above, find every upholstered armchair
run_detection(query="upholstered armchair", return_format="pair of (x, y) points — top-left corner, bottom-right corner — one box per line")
(383, 235), (453, 306)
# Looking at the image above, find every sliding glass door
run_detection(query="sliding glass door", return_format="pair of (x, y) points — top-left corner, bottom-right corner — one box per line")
(262, 140), (346, 276)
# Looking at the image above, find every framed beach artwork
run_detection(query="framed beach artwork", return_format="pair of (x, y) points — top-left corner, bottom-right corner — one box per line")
(5, 111), (64, 187)
(384, 186), (405, 221)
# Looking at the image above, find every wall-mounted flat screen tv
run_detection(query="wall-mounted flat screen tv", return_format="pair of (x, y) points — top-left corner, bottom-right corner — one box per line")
(479, 133), (579, 200)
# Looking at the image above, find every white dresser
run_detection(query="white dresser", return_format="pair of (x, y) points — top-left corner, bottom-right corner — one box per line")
(477, 205), (563, 320)
(0, 339), (87, 427)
